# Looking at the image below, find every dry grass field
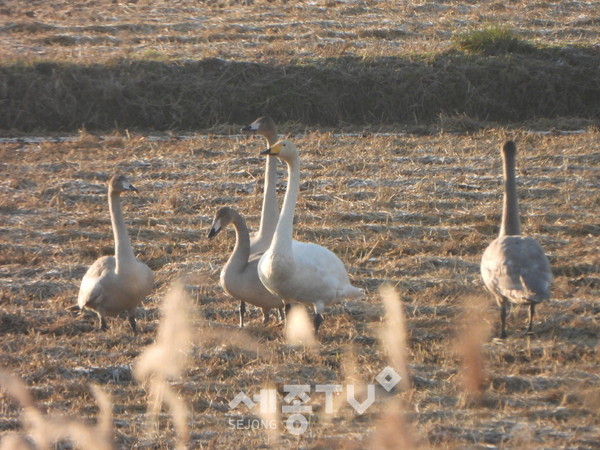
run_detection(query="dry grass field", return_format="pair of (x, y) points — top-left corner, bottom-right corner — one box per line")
(1, 1), (599, 449)
(1, 130), (598, 448)
(2, 0), (598, 62)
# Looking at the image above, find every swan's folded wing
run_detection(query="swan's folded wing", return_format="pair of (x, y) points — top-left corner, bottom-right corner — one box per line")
(481, 237), (551, 303)
(77, 256), (115, 308)
(293, 242), (362, 301)
(136, 261), (155, 296)
(516, 237), (552, 302)
(294, 242), (348, 280)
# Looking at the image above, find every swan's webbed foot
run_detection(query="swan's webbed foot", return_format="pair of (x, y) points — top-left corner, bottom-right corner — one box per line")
(128, 313), (138, 334)
(313, 313), (324, 333)
(262, 308), (270, 325)
(67, 304), (81, 314)
(98, 315), (108, 332)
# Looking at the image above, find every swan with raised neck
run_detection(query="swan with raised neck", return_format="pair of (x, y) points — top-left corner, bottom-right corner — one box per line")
(241, 116), (279, 254)
(76, 174), (154, 333)
(481, 141), (552, 338)
(257, 139), (364, 333)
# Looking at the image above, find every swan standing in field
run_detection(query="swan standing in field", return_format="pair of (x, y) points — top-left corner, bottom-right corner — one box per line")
(480, 141), (552, 338)
(76, 174), (154, 333)
(257, 140), (364, 332)
(239, 116), (286, 322)
(208, 207), (284, 327)
(240, 116), (280, 255)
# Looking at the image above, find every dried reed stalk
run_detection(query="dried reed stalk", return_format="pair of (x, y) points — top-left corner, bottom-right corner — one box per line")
(378, 284), (411, 391)
(134, 282), (194, 450)
(368, 398), (428, 450)
(258, 384), (280, 448)
(454, 295), (491, 405)
(284, 305), (318, 349)
(0, 369), (114, 450)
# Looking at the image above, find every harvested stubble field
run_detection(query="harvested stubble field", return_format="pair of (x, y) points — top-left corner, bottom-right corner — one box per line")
(1, 130), (599, 448)
(1, 0), (600, 449)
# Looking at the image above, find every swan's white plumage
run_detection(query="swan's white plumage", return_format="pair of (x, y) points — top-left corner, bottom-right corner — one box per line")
(260, 241), (362, 306)
(257, 140), (364, 330)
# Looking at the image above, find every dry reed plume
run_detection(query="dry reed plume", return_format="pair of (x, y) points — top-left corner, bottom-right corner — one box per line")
(378, 284), (411, 391)
(369, 398), (428, 450)
(257, 383), (280, 448)
(454, 295), (492, 406)
(134, 282), (194, 450)
(284, 305), (318, 349)
(366, 285), (426, 449)
(0, 370), (114, 450)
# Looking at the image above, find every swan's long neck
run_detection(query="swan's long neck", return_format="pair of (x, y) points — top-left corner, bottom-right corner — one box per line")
(226, 211), (252, 274)
(109, 191), (136, 272)
(257, 134), (279, 243)
(499, 150), (521, 237)
(271, 155), (300, 256)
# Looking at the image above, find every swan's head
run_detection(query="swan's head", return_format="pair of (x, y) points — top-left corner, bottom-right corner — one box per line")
(109, 174), (138, 194)
(261, 139), (298, 162)
(208, 207), (235, 239)
(241, 116), (277, 141)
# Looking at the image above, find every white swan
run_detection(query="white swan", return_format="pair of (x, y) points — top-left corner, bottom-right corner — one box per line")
(257, 140), (364, 332)
(240, 116), (280, 255)
(76, 174), (154, 333)
(481, 141), (552, 338)
(208, 206), (284, 327)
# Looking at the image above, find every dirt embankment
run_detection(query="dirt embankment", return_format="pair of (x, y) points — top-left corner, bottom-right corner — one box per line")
(1, 47), (599, 133)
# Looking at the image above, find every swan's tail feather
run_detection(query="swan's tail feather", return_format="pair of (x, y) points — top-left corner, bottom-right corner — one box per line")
(339, 285), (365, 301)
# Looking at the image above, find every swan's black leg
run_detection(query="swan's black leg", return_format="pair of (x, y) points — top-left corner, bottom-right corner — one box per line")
(239, 301), (246, 328)
(314, 313), (324, 334)
(527, 303), (536, 335)
(128, 312), (138, 334)
(99, 314), (107, 331)
(499, 300), (508, 339)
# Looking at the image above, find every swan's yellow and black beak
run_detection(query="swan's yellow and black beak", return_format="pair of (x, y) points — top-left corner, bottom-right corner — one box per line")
(261, 142), (282, 155)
